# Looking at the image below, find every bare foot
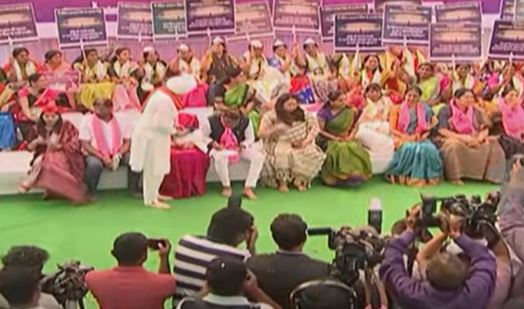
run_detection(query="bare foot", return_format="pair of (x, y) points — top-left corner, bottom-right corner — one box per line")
(158, 195), (173, 201)
(148, 200), (171, 209)
(297, 185), (307, 192)
(221, 187), (233, 197)
(243, 188), (257, 200)
(450, 179), (464, 186)
(278, 184), (289, 193)
(18, 184), (29, 194)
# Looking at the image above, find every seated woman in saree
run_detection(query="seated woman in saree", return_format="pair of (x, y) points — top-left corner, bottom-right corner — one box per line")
(73, 48), (114, 110)
(3, 47), (39, 89)
(317, 90), (372, 187)
(268, 39), (295, 81)
(497, 87), (524, 162)
(169, 44), (201, 80)
(42, 50), (71, 74)
(139, 46), (167, 102)
(385, 45), (426, 83)
(451, 64), (484, 96)
(259, 94), (326, 192)
(355, 83), (395, 174)
(19, 104), (87, 203)
(108, 47), (141, 111)
(201, 37), (238, 84)
(385, 86), (443, 187)
(416, 63), (445, 111)
(436, 88), (506, 185)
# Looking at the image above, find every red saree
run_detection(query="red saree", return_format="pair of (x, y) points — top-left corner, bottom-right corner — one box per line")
(24, 121), (87, 203)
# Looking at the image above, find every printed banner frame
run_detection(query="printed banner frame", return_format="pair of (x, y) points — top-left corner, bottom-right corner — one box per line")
(382, 4), (431, 45)
(0, 3), (38, 45)
(273, 0), (321, 33)
(489, 19), (524, 60)
(233, 1), (273, 39)
(430, 23), (482, 61)
(151, 1), (187, 40)
(334, 13), (384, 53)
(374, 0), (422, 13)
(320, 3), (368, 42)
(55, 7), (108, 49)
(116, 2), (153, 40)
(435, 2), (482, 24)
(185, 0), (235, 36)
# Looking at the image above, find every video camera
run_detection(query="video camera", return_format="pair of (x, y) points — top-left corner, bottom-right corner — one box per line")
(419, 192), (500, 237)
(307, 227), (385, 286)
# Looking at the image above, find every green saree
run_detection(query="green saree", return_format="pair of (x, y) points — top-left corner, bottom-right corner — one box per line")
(319, 107), (372, 187)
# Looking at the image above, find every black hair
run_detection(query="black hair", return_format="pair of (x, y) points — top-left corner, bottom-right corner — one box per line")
(361, 54), (382, 72)
(293, 281), (354, 309)
(36, 109), (63, 138)
(273, 42), (287, 52)
(206, 207), (254, 246)
(454, 88), (475, 100)
(502, 86), (518, 98)
(111, 232), (148, 266)
(365, 83), (382, 97)
(206, 257), (247, 296)
(270, 214), (308, 250)
(44, 50), (62, 63)
(406, 85), (423, 97)
(12, 47), (29, 58)
(275, 93), (305, 126)
(1, 246), (49, 275)
(0, 267), (40, 306)
(73, 48), (98, 65)
(327, 90), (343, 102)
(28, 73), (42, 86)
(111, 47), (130, 64)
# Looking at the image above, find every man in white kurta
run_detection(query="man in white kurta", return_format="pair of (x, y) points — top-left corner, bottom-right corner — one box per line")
(130, 85), (178, 209)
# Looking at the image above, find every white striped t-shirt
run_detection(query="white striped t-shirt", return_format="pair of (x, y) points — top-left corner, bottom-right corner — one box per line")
(172, 235), (251, 305)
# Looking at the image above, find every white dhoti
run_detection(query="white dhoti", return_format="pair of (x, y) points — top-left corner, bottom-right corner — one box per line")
(211, 145), (265, 188)
(356, 121), (395, 174)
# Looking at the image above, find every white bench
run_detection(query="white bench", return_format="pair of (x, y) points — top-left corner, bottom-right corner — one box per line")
(0, 107), (252, 195)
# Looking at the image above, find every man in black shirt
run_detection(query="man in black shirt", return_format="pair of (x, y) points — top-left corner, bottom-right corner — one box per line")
(247, 214), (330, 309)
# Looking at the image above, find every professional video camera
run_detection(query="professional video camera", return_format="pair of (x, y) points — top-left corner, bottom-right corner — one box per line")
(307, 227), (385, 286)
(419, 192), (500, 237)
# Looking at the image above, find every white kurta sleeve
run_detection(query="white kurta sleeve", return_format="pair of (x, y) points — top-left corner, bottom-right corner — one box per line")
(241, 120), (255, 148)
(151, 98), (177, 135)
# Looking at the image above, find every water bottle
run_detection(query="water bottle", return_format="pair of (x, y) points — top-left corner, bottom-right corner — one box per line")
(368, 197), (383, 234)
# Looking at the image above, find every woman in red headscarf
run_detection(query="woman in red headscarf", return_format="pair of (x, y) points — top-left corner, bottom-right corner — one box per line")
(19, 104), (87, 203)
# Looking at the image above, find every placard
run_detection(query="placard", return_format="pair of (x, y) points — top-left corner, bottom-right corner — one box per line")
(501, 0), (515, 20)
(55, 7), (107, 48)
(41, 71), (81, 92)
(152, 1), (187, 39)
(234, 1), (273, 38)
(489, 20), (524, 60)
(0, 3), (38, 44)
(320, 3), (368, 42)
(185, 0), (235, 35)
(374, 0), (421, 13)
(117, 2), (152, 39)
(334, 14), (383, 52)
(383, 4), (431, 45)
(516, 0), (524, 21)
(430, 23), (482, 61)
(435, 2), (482, 23)
(273, 0), (321, 32)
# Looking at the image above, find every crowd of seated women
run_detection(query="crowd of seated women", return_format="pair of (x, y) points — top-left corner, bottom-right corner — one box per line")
(1, 36), (524, 204)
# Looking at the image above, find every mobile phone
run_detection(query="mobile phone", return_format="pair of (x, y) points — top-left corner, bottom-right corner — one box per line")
(147, 238), (167, 250)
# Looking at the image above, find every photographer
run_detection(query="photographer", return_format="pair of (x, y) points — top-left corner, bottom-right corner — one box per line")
(379, 206), (497, 309)
(247, 214), (330, 309)
(85, 232), (176, 309)
(1, 246), (61, 309)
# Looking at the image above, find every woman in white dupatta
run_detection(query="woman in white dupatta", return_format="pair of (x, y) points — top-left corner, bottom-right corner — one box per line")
(140, 46), (167, 101)
(4, 47), (39, 89)
(109, 47), (141, 111)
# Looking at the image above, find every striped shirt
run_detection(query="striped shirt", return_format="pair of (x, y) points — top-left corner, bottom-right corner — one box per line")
(172, 235), (251, 305)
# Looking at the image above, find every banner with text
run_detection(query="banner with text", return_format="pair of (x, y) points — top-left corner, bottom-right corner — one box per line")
(374, 0), (421, 13)
(320, 3), (368, 42)
(489, 20), (524, 60)
(117, 2), (152, 39)
(335, 13), (383, 52)
(273, 0), (320, 32)
(185, 0), (235, 35)
(151, 1), (187, 40)
(232, 1), (273, 39)
(430, 23), (482, 61)
(56, 7), (107, 48)
(383, 4), (431, 45)
(435, 2), (482, 23)
(0, 3), (38, 45)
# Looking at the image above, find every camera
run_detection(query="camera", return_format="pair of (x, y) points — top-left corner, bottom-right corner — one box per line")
(419, 193), (499, 237)
(307, 227), (385, 286)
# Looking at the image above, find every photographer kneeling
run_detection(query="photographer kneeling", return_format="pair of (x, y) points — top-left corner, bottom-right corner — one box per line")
(379, 207), (497, 309)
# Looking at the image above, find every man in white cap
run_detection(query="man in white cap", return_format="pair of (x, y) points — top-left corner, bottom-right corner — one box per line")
(201, 36), (238, 84)
(169, 44), (201, 80)
(240, 40), (267, 81)
(296, 38), (329, 77)
(268, 39), (295, 79)
(140, 46), (167, 99)
(130, 76), (193, 209)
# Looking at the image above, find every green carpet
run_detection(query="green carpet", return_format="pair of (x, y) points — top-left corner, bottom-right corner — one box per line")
(0, 178), (498, 307)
